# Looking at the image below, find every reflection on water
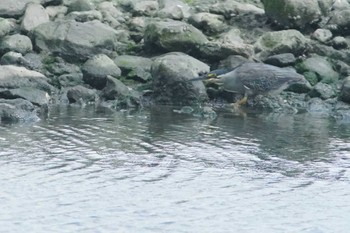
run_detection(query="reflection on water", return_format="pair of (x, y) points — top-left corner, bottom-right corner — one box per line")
(0, 106), (350, 233)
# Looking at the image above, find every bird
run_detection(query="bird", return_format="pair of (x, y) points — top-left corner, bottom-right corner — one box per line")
(194, 62), (310, 107)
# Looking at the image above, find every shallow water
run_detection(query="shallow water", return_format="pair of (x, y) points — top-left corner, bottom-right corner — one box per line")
(1, 106), (350, 233)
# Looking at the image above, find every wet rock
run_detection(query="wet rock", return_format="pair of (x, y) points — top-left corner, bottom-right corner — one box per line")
(262, 0), (322, 29)
(0, 88), (50, 106)
(0, 65), (53, 93)
(296, 56), (339, 84)
(66, 85), (97, 104)
(158, 0), (190, 20)
(254, 29), (308, 60)
(264, 53), (296, 67)
(33, 20), (125, 61)
(82, 54), (121, 90)
(188, 13), (227, 35)
(0, 34), (33, 55)
(332, 36), (348, 49)
(114, 55), (152, 82)
(0, 0), (41, 18)
(101, 76), (140, 108)
(306, 97), (333, 117)
(21, 3), (49, 32)
(308, 82), (336, 100)
(311, 29), (333, 44)
(144, 20), (208, 54)
(0, 18), (17, 37)
(0, 98), (40, 123)
(151, 52), (209, 105)
(340, 76), (350, 103)
(57, 73), (84, 88)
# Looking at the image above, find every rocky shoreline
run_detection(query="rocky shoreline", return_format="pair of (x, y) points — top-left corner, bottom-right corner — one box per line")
(1, 0), (350, 123)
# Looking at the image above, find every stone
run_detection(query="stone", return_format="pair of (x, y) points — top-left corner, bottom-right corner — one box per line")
(114, 55), (153, 82)
(340, 76), (350, 103)
(0, 18), (17, 37)
(66, 10), (102, 22)
(0, 98), (40, 123)
(21, 3), (49, 32)
(332, 36), (348, 49)
(131, 1), (158, 16)
(158, 0), (191, 20)
(57, 73), (84, 88)
(144, 20), (208, 54)
(188, 13), (227, 35)
(33, 20), (126, 61)
(66, 85), (96, 104)
(254, 29), (308, 60)
(82, 54), (121, 90)
(311, 29), (333, 43)
(45, 6), (68, 20)
(67, 0), (94, 13)
(0, 34), (33, 55)
(211, 0), (264, 19)
(0, 0), (41, 18)
(151, 52), (209, 105)
(0, 88), (50, 106)
(264, 53), (296, 67)
(308, 82), (336, 100)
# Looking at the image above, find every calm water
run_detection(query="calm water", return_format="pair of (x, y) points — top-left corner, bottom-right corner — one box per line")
(1, 106), (350, 233)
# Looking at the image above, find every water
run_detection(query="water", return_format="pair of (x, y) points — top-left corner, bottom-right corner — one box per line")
(1, 106), (350, 233)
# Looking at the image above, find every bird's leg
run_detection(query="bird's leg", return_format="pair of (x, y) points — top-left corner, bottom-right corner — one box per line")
(237, 94), (248, 105)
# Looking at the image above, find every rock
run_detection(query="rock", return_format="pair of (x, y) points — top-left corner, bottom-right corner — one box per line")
(218, 55), (250, 69)
(0, 18), (17, 37)
(308, 82), (336, 100)
(264, 53), (296, 67)
(131, 1), (158, 16)
(23, 53), (44, 71)
(144, 20), (208, 54)
(67, 0), (94, 13)
(332, 36), (348, 49)
(151, 52), (209, 105)
(306, 97), (333, 117)
(211, 0), (264, 19)
(0, 34), (33, 55)
(0, 65), (53, 93)
(82, 54), (121, 90)
(0, 0), (41, 18)
(57, 73), (84, 88)
(188, 13), (227, 35)
(45, 5), (68, 20)
(311, 28), (333, 43)
(340, 76), (350, 103)
(158, 0), (190, 20)
(0, 98), (40, 123)
(0, 52), (28, 66)
(21, 3), (49, 32)
(33, 20), (126, 62)
(43, 56), (80, 76)
(254, 29), (308, 60)
(101, 76), (140, 108)
(262, 0), (322, 29)
(327, 9), (350, 34)
(66, 85), (96, 104)
(114, 55), (153, 82)
(296, 56), (339, 84)
(66, 10), (102, 22)
(0, 88), (50, 106)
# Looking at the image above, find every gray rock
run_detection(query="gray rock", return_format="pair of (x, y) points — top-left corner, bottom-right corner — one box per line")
(263, 0), (322, 29)
(101, 76), (140, 108)
(21, 3), (49, 32)
(57, 73), (84, 88)
(0, 98), (40, 123)
(33, 20), (125, 61)
(297, 56), (339, 84)
(254, 29), (308, 60)
(82, 54), (121, 90)
(131, 1), (158, 16)
(308, 82), (336, 100)
(0, 18), (17, 37)
(67, 0), (94, 13)
(0, 52), (28, 66)
(0, 65), (53, 93)
(0, 0), (41, 18)
(218, 55), (250, 69)
(332, 36), (348, 49)
(306, 97), (333, 117)
(340, 76), (350, 103)
(0, 34), (33, 55)
(45, 6), (68, 20)
(0, 88), (50, 106)
(23, 53), (44, 71)
(144, 20), (208, 54)
(114, 55), (153, 82)
(151, 52), (209, 105)
(98, 2), (123, 28)
(211, 0), (264, 19)
(66, 10), (102, 22)
(43, 56), (80, 76)
(188, 13), (227, 35)
(311, 29), (333, 43)
(66, 85), (96, 104)
(158, 0), (191, 20)
(264, 53), (296, 67)
(327, 9), (350, 34)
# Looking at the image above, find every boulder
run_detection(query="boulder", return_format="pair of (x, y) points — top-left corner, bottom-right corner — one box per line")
(308, 82), (336, 100)
(311, 28), (333, 44)
(114, 55), (153, 82)
(67, 0), (94, 13)
(82, 54), (121, 90)
(21, 3), (49, 32)
(33, 20), (126, 61)
(0, 0), (41, 18)
(0, 98), (40, 123)
(340, 76), (350, 103)
(151, 52), (209, 105)
(66, 85), (96, 104)
(131, 1), (158, 16)
(0, 18), (17, 37)
(144, 20), (208, 54)
(0, 88), (50, 106)
(262, 0), (322, 29)
(0, 34), (33, 55)
(65, 10), (102, 22)
(254, 29), (308, 59)
(210, 0), (264, 19)
(264, 53), (296, 67)
(188, 13), (227, 35)
(0, 65), (53, 93)
(158, 0), (191, 20)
